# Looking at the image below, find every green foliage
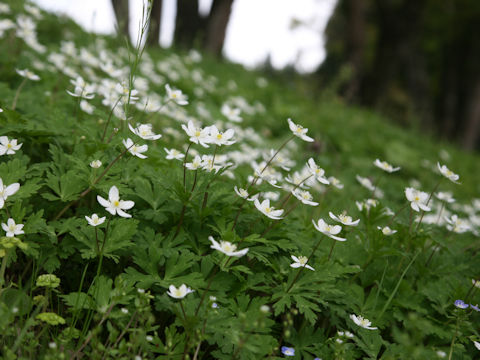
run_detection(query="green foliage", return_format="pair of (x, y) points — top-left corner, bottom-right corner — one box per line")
(0, 1), (479, 359)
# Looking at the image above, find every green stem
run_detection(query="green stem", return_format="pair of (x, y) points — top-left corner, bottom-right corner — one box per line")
(0, 248), (11, 293)
(448, 316), (459, 360)
(183, 143), (192, 190)
(415, 178), (442, 232)
(101, 97), (122, 142)
(11, 78), (27, 110)
(378, 251), (420, 320)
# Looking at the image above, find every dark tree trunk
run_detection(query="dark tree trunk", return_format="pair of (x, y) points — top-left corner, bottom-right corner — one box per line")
(174, 0), (204, 49)
(147, 0), (162, 46)
(203, 0), (234, 57)
(111, 0), (130, 39)
(344, 0), (366, 101)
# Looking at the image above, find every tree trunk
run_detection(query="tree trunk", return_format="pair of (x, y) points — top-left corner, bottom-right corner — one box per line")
(462, 80), (480, 150)
(174, 0), (204, 49)
(111, 0), (130, 39)
(203, 0), (234, 57)
(147, 0), (162, 46)
(344, 0), (366, 101)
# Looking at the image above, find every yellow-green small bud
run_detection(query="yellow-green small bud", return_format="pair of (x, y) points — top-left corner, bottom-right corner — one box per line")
(36, 312), (66, 325)
(36, 274), (60, 288)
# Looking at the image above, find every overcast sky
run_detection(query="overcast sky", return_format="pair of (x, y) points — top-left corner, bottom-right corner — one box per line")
(32, 0), (337, 73)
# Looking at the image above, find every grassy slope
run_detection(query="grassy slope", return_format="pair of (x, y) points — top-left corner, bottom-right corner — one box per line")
(1, 2), (480, 358)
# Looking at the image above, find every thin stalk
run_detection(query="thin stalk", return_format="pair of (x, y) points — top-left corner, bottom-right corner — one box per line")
(387, 202), (409, 227)
(71, 303), (115, 359)
(464, 281), (477, 302)
(448, 317), (459, 360)
(194, 256), (230, 316)
(11, 78), (27, 110)
(436, 202), (445, 225)
(378, 251), (420, 320)
(201, 145), (218, 210)
(0, 248), (11, 293)
(328, 240), (337, 261)
(183, 143), (192, 190)
(250, 135), (295, 189)
(286, 237), (323, 293)
(415, 179), (442, 232)
(371, 174), (383, 199)
(103, 310), (138, 359)
(101, 97), (122, 142)
(179, 301), (188, 322)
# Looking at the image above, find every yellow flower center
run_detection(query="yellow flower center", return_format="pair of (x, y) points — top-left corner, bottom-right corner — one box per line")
(113, 200), (120, 207)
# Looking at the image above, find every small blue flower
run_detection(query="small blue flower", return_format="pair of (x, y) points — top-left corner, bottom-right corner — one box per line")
(454, 300), (469, 309)
(281, 346), (295, 356)
(470, 304), (480, 312)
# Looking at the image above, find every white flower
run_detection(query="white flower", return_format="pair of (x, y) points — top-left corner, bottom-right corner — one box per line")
(80, 100), (94, 114)
(166, 284), (194, 299)
(165, 84), (188, 105)
(221, 104), (242, 122)
(374, 159), (400, 173)
(290, 255), (314, 271)
(164, 148), (184, 160)
(85, 213), (106, 227)
(445, 215), (470, 233)
(328, 176), (344, 189)
(233, 186), (257, 201)
(128, 123), (161, 140)
(115, 82), (139, 104)
(181, 120), (211, 147)
(405, 187), (431, 212)
(350, 314), (377, 330)
(208, 125), (235, 146)
(474, 341), (480, 351)
(0, 137), (22, 155)
(329, 212), (360, 226)
(356, 199), (379, 212)
(437, 162), (460, 183)
(377, 226), (397, 236)
(90, 160), (102, 168)
(292, 189), (318, 206)
(66, 76), (95, 99)
(1, 218), (24, 237)
(16, 68), (40, 81)
(254, 198), (284, 220)
(356, 175), (375, 191)
(307, 158), (329, 184)
(208, 236), (249, 257)
(0, 178), (20, 209)
(185, 155), (203, 170)
(312, 218), (346, 241)
(435, 191), (455, 203)
(435, 350), (446, 358)
(287, 118), (314, 142)
(97, 186), (135, 218)
(123, 138), (148, 159)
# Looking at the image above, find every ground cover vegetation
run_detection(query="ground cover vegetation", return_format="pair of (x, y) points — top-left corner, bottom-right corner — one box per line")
(0, 1), (480, 359)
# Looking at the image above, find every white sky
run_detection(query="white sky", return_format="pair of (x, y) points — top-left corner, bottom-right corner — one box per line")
(32, 0), (336, 73)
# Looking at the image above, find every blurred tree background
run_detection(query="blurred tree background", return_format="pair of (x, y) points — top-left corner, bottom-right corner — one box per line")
(110, 0), (480, 150)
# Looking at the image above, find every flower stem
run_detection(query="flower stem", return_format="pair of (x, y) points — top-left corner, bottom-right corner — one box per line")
(328, 240), (337, 261)
(201, 145), (218, 210)
(415, 178), (442, 232)
(447, 316), (459, 360)
(183, 143), (192, 190)
(101, 97), (122, 142)
(11, 78), (27, 110)
(0, 248), (11, 294)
